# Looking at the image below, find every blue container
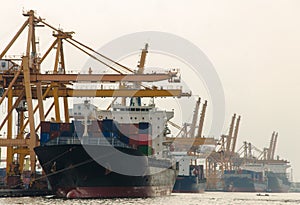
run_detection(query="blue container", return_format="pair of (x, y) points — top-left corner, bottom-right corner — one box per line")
(61, 131), (72, 137)
(139, 122), (149, 129)
(112, 131), (119, 138)
(113, 121), (119, 131)
(119, 135), (129, 144)
(41, 132), (50, 144)
(102, 131), (111, 138)
(139, 123), (152, 134)
(50, 123), (60, 131)
(102, 119), (114, 132)
(0, 168), (6, 177)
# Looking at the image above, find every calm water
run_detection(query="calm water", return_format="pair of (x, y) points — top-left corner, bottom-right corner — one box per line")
(0, 192), (300, 205)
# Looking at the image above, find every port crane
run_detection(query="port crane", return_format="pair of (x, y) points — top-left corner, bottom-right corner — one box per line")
(166, 97), (216, 153)
(205, 113), (241, 190)
(0, 10), (190, 187)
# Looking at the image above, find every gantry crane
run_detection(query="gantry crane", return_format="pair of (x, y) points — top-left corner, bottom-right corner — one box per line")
(205, 113), (241, 190)
(233, 133), (289, 174)
(166, 97), (216, 153)
(0, 10), (190, 185)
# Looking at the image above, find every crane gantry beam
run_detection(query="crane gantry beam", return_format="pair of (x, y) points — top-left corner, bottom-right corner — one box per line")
(0, 72), (178, 83)
(10, 88), (187, 98)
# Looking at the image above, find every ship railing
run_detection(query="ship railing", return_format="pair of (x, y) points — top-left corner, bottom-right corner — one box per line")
(46, 136), (130, 148)
(148, 157), (173, 168)
(222, 173), (252, 179)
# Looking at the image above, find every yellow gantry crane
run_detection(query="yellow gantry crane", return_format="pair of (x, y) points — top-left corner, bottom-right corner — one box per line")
(0, 10), (190, 182)
(205, 113), (241, 190)
(166, 97), (216, 153)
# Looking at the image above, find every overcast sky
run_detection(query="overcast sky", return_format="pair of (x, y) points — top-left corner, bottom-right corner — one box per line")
(1, 1), (300, 181)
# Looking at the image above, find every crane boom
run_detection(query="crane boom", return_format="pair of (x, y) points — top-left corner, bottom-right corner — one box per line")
(271, 132), (278, 160)
(267, 131), (275, 160)
(197, 100), (207, 138)
(189, 97), (201, 138)
(226, 114), (236, 152)
(231, 115), (241, 153)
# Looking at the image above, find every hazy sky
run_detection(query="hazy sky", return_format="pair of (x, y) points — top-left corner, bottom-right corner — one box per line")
(1, 1), (300, 181)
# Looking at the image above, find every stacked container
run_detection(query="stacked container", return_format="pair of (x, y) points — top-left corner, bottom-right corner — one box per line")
(40, 121), (75, 145)
(40, 121), (51, 145)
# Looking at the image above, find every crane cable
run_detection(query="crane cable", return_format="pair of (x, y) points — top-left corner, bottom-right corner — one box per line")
(36, 17), (134, 74)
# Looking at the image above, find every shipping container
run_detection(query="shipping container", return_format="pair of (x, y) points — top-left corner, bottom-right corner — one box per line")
(137, 145), (153, 156)
(60, 123), (72, 132)
(129, 138), (139, 146)
(138, 134), (149, 145)
(118, 124), (130, 135)
(97, 120), (103, 130)
(40, 132), (50, 144)
(93, 131), (103, 138)
(89, 120), (101, 132)
(138, 122), (152, 134)
(119, 134), (129, 144)
(102, 119), (113, 132)
(41, 121), (51, 132)
(60, 131), (73, 137)
(129, 124), (139, 135)
(102, 131), (111, 138)
(50, 131), (60, 139)
(50, 122), (60, 131)
(74, 121), (84, 129)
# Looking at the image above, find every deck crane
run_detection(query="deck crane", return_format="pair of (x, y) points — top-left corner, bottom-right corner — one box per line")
(0, 10), (190, 185)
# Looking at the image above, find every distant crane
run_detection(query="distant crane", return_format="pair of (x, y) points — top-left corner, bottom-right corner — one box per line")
(267, 131), (278, 160)
(231, 115), (241, 154)
(189, 97), (201, 138)
(226, 114), (236, 152)
(196, 100), (207, 138)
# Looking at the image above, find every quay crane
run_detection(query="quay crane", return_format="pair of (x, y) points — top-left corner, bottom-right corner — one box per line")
(205, 113), (241, 190)
(0, 10), (190, 187)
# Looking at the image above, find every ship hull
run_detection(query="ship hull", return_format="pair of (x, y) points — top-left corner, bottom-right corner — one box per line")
(224, 177), (267, 192)
(172, 176), (205, 193)
(34, 144), (176, 198)
(266, 172), (291, 193)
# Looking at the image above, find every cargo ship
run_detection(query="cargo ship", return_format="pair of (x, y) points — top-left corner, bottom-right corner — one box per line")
(241, 162), (291, 193)
(266, 171), (291, 193)
(223, 169), (267, 192)
(223, 161), (291, 193)
(172, 155), (206, 193)
(34, 100), (177, 198)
